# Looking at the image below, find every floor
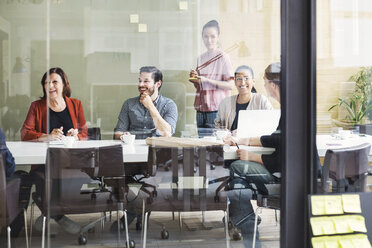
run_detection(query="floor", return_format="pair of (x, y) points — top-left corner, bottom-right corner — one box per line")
(11, 163), (281, 248)
(13, 206), (280, 248)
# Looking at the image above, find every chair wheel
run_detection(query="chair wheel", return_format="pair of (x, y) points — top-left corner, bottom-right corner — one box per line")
(125, 240), (135, 248)
(161, 229), (169, 239)
(232, 230), (242, 241)
(78, 235), (87, 245)
(210, 165), (216, 170)
(193, 168), (197, 173)
(228, 221), (233, 230)
(214, 195), (220, 202)
(136, 222), (142, 231)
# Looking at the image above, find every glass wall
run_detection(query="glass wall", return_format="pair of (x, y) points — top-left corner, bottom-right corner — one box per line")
(316, 0), (372, 193)
(0, 0), (281, 247)
(314, 0), (372, 246)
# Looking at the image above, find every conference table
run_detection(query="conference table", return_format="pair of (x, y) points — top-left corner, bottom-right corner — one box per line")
(6, 134), (372, 165)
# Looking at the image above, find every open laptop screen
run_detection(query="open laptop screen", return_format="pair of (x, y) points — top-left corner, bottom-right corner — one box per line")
(237, 110), (281, 138)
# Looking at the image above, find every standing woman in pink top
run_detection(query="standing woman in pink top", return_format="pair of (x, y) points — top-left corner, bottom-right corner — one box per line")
(189, 20), (234, 136)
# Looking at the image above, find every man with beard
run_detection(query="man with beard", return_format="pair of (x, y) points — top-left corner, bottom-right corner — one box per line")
(114, 66), (178, 139)
(111, 66), (178, 233)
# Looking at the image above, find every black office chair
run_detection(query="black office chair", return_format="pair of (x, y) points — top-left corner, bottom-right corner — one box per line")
(0, 154), (29, 248)
(142, 144), (230, 247)
(87, 127), (101, 140)
(31, 145), (133, 247)
(319, 143), (371, 193)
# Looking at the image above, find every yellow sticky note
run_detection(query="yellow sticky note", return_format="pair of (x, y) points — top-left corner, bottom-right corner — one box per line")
(332, 216), (352, 234)
(129, 14), (139, 23)
(322, 219), (336, 235)
(311, 195), (326, 215)
(312, 237), (325, 248)
(339, 238), (354, 248)
(348, 215), (367, 233)
(138, 23), (147, 33)
(342, 194), (362, 213)
(324, 238), (339, 248)
(351, 234), (372, 248)
(311, 217), (325, 236)
(325, 195), (343, 215)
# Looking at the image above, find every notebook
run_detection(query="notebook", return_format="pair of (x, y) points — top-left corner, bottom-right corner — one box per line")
(237, 110), (281, 138)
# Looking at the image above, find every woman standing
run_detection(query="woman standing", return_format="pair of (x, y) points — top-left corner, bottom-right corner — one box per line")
(189, 20), (234, 136)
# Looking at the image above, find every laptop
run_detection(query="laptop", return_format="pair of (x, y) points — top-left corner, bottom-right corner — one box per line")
(237, 110), (281, 138)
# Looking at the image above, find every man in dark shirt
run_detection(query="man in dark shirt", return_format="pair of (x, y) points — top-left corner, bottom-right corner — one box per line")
(0, 128), (31, 238)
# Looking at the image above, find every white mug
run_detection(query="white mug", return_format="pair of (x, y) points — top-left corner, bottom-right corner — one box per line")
(120, 134), (136, 145)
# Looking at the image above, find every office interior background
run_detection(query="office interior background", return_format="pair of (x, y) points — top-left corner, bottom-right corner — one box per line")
(0, 0), (372, 247)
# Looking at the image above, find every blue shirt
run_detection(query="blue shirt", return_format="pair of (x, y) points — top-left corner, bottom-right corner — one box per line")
(114, 94), (178, 137)
(0, 128), (16, 178)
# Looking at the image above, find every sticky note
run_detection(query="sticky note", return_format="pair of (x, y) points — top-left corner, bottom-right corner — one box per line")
(322, 219), (336, 235)
(311, 195), (326, 215)
(179, 1), (188, 10)
(324, 239), (339, 248)
(339, 238), (354, 248)
(138, 23), (147, 33)
(348, 215), (367, 233)
(312, 237), (325, 248)
(342, 194), (362, 213)
(311, 217), (325, 236)
(129, 14), (139, 23)
(351, 234), (372, 248)
(325, 195), (343, 215)
(332, 216), (352, 234)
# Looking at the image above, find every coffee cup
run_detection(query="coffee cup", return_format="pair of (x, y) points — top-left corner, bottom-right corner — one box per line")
(62, 136), (75, 147)
(120, 134), (136, 145)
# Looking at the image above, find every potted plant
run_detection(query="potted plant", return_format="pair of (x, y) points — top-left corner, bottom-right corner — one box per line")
(329, 67), (372, 129)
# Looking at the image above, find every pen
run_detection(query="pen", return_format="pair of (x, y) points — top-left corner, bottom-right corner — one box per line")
(234, 142), (240, 149)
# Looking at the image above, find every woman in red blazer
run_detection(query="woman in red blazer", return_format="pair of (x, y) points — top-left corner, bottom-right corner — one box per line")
(21, 67), (87, 141)
(20, 67), (87, 234)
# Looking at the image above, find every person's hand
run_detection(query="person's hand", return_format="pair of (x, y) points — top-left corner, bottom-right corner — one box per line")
(49, 127), (63, 140)
(140, 92), (154, 110)
(236, 149), (252, 161)
(66, 128), (79, 139)
(189, 70), (200, 84)
(222, 134), (235, 146)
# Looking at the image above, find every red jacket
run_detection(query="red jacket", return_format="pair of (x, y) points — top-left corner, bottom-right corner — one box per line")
(21, 97), (88, 141)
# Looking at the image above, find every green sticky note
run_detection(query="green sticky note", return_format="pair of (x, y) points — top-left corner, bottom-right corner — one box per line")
(348, 216), (367, 233)
(351, 234), (372, 248)
(311, 217), (325, 236)
(333, 216), (352, 234)
(325, 195), (343, 215)
(312, 195), (326, 215)
(342, 194), (362, 213)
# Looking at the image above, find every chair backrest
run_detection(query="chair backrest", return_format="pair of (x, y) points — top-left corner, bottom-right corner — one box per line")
(88, 127), (101, 140)
(321, 143), (371, 193)
(45, 145), (124, 210)
(147, 145), (225, 211)
(0, 154), (6, 229)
